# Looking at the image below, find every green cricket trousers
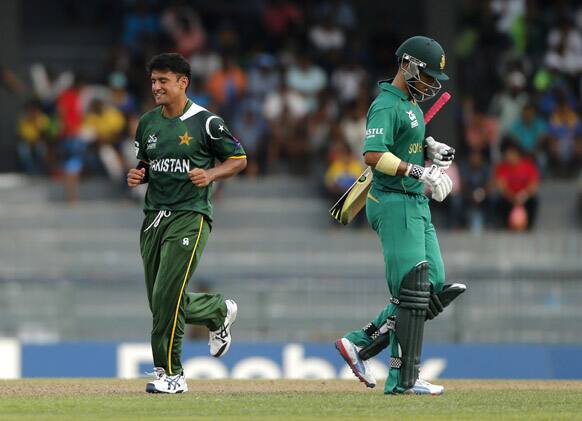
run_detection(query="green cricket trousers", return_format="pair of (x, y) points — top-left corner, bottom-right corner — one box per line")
(345, 187), (445, 394)
(140, 210), (227, 376)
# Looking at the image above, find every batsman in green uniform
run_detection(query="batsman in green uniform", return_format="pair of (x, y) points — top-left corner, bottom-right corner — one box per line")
(334, 36), (465, 395)
(127, 53), (247, 394)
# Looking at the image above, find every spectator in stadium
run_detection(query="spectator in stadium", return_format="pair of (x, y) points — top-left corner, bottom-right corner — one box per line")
(489, 70), (529, 136)
(309, 14), (346, 53)
(263, 79), (309, 122)
(246, 53), (280, 105)
(331, 58), (367, 105)
(460, 150), (493, 233)
(494, 140), (540, 230)
(57, 76), (86, 204)
(206, 55), (247, 121)
(121, 0), (160, 55)
(315, 0), (356, 30)
(547, 92), (581, 177)
(544, 16), (582, 81)
(286, 52), (327, 113)
(324, 140), (363, 202)
(232, 105), (267, 177)
(509, 102), (548, 155)
(463, 105), (500, 162)
(340, 100), (366, 160)
(161, 0), (206, 58)
(16, 99), (51, 175)
(189, 44), (222, 81)
(109, 71), (138, 117)
(82, 98), (126, 181)
(261, 0), (303, 49)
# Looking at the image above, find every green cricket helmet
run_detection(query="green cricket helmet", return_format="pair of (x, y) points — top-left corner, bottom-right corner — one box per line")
(396, 36), (448, 102)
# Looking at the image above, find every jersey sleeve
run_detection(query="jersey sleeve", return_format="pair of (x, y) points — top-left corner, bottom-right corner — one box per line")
(363, 106), (398, 153)
(205, 115), (246, 162)
(134, 119), (148, 162)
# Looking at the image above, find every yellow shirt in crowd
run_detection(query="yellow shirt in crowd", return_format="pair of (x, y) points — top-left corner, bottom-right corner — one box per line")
(18, 113), (50, 144)
(83, 106), (125, 143)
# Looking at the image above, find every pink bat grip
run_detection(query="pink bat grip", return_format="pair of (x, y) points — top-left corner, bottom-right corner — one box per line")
(424, 92), (451, 124)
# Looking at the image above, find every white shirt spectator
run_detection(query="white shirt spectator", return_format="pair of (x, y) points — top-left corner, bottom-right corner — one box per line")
(341, 113), (366, 160)
(189, 51), (222, 80)
(309, 24), (345, 51)
(545, 25), (582, 76)
(263, 88), (309, 121)
(331, 65), (366, 104)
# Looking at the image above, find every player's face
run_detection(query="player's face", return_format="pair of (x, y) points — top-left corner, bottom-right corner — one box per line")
(415, 72), (437, 94)
(150, 70), (187, 105)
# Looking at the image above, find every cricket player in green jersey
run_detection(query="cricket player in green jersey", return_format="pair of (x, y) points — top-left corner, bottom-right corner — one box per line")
(127, 53), (247, 394)
(334, 36), (466, 395)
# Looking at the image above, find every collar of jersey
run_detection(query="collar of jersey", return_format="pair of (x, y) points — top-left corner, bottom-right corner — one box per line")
(378, 79), (410, 102)
(160, 99), (193, 120)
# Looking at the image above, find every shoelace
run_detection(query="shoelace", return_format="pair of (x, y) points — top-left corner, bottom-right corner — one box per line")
(165, 375), (182, 390)
(211, 322), (229, 339)
(145, 367), (166, 379)
(143, 210), (172, 232)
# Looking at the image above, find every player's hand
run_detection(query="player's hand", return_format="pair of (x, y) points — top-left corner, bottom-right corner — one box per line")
(411, 164), (453, 202)
(189, 168), (214, 187)
(431, 171), (453, 202)
(127, 168), (145, 187)
(425, 136), (455, 169)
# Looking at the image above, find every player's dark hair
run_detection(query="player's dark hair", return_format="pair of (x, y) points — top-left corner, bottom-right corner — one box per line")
(147, 53), (191, 87)
(500, 138), (524, 156)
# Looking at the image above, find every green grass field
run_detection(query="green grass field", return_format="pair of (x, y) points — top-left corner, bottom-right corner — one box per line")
(1, 379), (582, 420)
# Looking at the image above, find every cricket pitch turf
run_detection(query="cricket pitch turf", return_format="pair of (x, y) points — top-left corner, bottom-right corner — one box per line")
(1, 379), (581, 420)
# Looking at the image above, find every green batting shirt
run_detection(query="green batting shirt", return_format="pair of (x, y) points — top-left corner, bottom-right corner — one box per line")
(364, 80), (426, 194)
(135, 100), (246, 221)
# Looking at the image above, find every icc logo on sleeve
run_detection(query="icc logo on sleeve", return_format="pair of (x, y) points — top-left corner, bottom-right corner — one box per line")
(406, 110), (419, 128)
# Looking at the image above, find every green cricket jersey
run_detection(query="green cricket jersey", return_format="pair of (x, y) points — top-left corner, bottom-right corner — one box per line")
(363, 80), (426, 194)
(135, 100), (246, 220)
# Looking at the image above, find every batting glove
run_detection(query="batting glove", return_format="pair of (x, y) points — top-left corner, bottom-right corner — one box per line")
(425, 136), (455, 169)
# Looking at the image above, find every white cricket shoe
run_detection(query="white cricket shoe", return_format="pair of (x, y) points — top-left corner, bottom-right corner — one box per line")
(145, 367), (188, 394)
(209, 299), (238, 358)
(403, 378), (444, 395)
(335, 337), (376, 388)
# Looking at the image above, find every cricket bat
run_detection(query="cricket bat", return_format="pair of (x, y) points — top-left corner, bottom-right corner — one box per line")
(330, 92), (452, 225)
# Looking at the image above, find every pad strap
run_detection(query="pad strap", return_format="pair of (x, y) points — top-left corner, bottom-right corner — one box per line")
(362, 322), (378, 339)
(390, 357), (403, 369)
(357, 317), (395, 361)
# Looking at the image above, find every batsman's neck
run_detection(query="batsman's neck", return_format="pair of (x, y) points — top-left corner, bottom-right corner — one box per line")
(162, 95), (189, 119)
(392, 71), (412, 101)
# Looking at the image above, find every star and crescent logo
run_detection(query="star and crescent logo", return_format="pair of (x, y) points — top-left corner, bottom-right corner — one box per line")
(178, 131), (192, 145)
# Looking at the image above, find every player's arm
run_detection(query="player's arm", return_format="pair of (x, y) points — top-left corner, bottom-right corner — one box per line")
(127, 160), (149, 187)
(189, 157), (247, 187)
(364, 151), (408, 176)
(365, 151), (452, 202)
(189, 114), (247, 187)
(127, 120), (149, 187)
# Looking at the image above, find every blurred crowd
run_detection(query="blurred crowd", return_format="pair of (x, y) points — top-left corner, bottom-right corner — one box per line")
(445, 0), (582, 232)
(14, 0), (582, 230)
